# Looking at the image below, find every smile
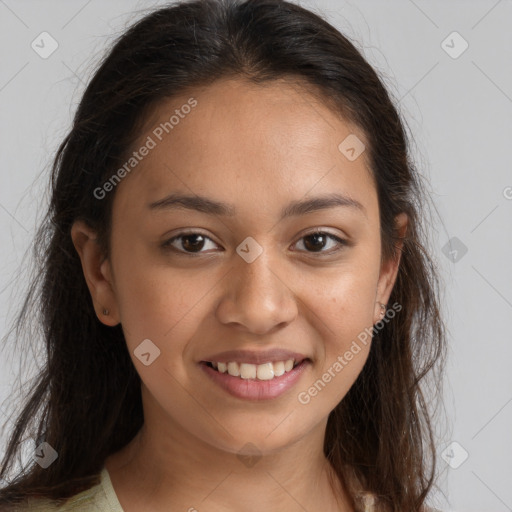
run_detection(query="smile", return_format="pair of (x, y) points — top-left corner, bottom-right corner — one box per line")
(199, 359), (311, 401)
(204, 359), (302, 380)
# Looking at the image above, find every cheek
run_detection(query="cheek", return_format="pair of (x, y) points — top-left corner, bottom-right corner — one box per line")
(306, 257), (380, 335)
(111, 245), (212, 364)
(298, 256), (380, 398)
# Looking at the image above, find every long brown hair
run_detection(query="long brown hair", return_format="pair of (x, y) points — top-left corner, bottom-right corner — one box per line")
(0, 0), (446, 510)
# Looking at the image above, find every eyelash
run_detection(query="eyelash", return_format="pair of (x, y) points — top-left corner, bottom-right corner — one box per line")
(161, 230), (348, 256)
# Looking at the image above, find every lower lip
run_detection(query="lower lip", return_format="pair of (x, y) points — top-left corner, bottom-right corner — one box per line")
(199, 360), (310, 401)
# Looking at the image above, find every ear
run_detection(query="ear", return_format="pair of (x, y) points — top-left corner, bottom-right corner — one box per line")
(70, 220), (120, 326)
(374, 212), (408, 323)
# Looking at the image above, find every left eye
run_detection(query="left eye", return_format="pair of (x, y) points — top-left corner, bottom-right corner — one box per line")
(161, 231), (347, 255)
(293, 232), (347, 254)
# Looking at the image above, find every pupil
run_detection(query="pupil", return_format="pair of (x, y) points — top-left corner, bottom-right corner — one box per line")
(304, 233), (326, 252)
(183, 234), (205, 252)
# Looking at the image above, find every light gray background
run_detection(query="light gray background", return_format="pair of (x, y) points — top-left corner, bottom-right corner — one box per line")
(0, 1), (511, 511)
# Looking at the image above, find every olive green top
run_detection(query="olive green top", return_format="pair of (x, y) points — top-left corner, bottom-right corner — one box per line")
(12, 467), (441, 511)
(14, 467), (123, 511)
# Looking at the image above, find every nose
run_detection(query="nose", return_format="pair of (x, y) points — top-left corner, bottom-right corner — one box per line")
(215, 249), (298, 335)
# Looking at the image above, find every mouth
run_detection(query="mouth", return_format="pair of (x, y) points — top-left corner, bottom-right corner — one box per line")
(201, 358), (308, 381)
(199, 358), (311, 401)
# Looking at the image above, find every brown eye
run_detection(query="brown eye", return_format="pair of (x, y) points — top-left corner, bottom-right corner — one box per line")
(162, 232), (219, 254)
(293, 232), (347, 255)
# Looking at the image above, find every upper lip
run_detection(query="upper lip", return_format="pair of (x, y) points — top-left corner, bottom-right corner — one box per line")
(200, 349), (309, 365)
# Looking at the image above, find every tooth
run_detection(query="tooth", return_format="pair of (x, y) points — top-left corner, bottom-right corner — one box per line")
(240, 363), (257, 379)
(227, 362), (240, 377)
(257, 362), (274, 380)
(273, 361), (285, 377)
(284, 359), (294, 372)
(219, 360), (299, 379)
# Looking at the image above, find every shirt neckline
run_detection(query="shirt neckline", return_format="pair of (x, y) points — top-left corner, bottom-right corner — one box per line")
(100, 466), (125, 511)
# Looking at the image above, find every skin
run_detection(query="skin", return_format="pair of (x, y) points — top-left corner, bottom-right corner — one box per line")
(72, 77), (407, 512)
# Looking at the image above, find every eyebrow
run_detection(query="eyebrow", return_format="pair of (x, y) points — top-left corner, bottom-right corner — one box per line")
(148, 192), (366, 219)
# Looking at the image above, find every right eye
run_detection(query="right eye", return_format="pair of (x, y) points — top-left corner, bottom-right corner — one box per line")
(161, 231), (221, 255)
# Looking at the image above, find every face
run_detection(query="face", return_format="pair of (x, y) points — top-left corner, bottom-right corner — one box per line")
(73, 78), (405, 457)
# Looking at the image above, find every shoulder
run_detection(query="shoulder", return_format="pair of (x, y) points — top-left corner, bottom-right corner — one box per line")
(4, 467), (123, 511)
(359, 493), (445, 512)
(422, 505), (445, 512)
(11, 487), (102, 511)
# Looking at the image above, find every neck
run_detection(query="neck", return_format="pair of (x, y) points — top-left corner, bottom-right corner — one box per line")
(105, 416), (354, 512)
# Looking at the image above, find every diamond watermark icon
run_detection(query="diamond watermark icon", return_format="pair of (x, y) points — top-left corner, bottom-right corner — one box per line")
(442, 236), (468, 263)
(236, 237), (263, 263)
(237, 442), (262, 468)
(338, 134), (366, 161)
(33, 441), (58, 469)
(441, 441), (469, 469)
(31, 31), (59, 59)
(441, 31), (469, 59)
(134, 338), (161, 366)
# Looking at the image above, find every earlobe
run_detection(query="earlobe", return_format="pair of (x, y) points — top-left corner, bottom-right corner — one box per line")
(70, 220), (120, 326)
(374, 212), (408, 324)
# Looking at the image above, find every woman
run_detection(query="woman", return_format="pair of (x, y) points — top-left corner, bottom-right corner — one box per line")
(0, 0), (446, 510)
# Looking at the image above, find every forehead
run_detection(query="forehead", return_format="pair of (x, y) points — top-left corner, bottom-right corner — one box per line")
(112, 77), (377, 222)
